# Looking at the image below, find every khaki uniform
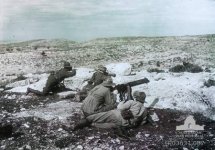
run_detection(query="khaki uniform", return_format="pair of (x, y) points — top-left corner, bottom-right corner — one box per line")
(43, 68), (76, 93)
(27, 68), (76, 95)
(76, 83), (95, 101)
(86, 100), (146, 128)
(90, 71), (109, 86)
(81, 84), (115, 116)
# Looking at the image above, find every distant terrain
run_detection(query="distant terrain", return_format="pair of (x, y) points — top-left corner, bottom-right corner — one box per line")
(0, 35), (215, 76)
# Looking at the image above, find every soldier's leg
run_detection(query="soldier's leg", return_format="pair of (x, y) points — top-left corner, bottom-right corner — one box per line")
(73, 118), (92, 131)
(91, 123), (117, 128)
(76, 91), (88, 102)
(26, 88), (45, 96)
(114, 126), (130, 140)
(96, 104), (117, 113)
(43, 75), (58, 94)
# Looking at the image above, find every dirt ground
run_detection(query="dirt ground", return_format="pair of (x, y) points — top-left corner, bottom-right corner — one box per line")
(0, 92), (215, 150)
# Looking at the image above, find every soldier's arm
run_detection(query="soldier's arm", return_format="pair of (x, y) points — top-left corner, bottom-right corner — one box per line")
(104, 90), (115, 105)
(107, 73), (116, 77)
(117, 100), (132, 110)
(89, 72), (96, 83)
(66, 69), (76, 78)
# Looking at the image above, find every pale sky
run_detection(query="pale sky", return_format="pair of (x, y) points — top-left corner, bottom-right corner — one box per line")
(1, 0), (215, 41)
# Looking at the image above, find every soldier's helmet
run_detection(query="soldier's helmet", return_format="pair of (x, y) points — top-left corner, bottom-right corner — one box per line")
(133, 91), (146, 103)
(102, 78), (115, 87)
(64, 61), (72, 70)
(97, 65), (107, 73)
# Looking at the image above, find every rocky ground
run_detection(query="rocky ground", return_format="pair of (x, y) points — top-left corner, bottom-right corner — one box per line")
(0, 92), (215, 150)
(1, 35), (215, 149)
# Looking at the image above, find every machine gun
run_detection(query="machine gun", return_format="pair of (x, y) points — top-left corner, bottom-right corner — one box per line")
(114, 78), (150, 101)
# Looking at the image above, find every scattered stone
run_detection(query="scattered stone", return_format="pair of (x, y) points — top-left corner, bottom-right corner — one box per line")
(204, 79), (215, 87)
(24, 145), (31, 150)
(93, 147), (102, 150)
(58, 128), (63, 131)
(7, 94), (16, 100)
(55, 136), (77, 148)
(145, 134), (150, 137)
(23, 123), (30, 128)
(150, 112), (159, 122)
(147, 68), (164, 73)
(115, 138), (120, 143)
(119, 145), (124, 150)
(1, 145), (6, 149)
(169, 65), (186, 72)
(204, 68), (211, 72)
(88, 136), (94, 140)
(0, 124), (13, 139)
(20, 108), (26, 111)
(169, 62), (203, 73)
(135, 132), (142, 139)
(76, 145), (83, 150)
(156, 61), (161, 67)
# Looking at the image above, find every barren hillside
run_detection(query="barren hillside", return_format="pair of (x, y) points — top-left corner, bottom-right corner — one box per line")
(0, 34), (215, 77)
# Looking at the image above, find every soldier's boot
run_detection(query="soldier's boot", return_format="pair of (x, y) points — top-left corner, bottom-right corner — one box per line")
(121, 127), (131, 137)
(26, 88), (30, 95)
(73, 119), (91, 131)
(26, 88), (44, 96)
(147, 115), (158, 127)
(114, 127), (130, 140)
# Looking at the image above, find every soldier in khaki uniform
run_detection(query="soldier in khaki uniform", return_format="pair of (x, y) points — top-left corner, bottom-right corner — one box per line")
(86, 91), (147, 129)
(75, 65), (116, 101)
(74, 91), (147, 130)
(26, 62), (76, 96)
(81, 78), (117, 117)
(89, 65), (116, 87)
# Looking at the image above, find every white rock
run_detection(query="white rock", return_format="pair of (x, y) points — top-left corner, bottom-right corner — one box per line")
(88, 136), (94, 140)
(20, 95), (32, 99)
(145, 134), (150, 137)
(75, 68), (94, 78)
(150, 112), (159, 121)
(7, 77), (47, 93)
(93, 148), (102, 150)
(23, 123), (30, 128)
(25, 145), (31, 150)
(58, 128), (63, 131)
(119, 145), (124, 150)
(76, 145), (83, 150)
(160, 135), (164, 139)
(20, 108), (26, 111)
(1, 145), (6, 149)
(6, 80), (28, 88)
(115, 138), (120, 143)
(135, 132), (142, 139)
(106, 63), (132, 76)
(4, 94), (8, 98)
